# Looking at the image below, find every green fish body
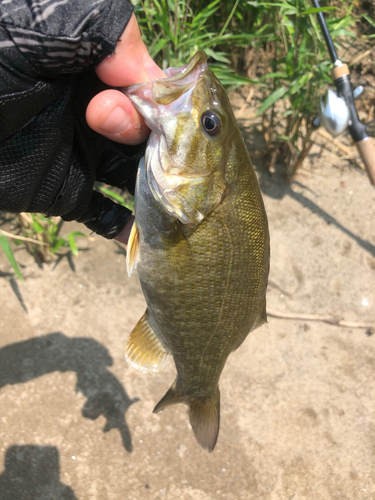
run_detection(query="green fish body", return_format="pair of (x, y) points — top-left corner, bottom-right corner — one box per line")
(125, 51), (270, 452)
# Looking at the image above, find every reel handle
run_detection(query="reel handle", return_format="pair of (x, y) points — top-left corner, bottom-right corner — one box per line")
(356, 138), (375, 186)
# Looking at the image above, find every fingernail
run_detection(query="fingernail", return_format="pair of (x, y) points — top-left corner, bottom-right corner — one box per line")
(99, 107), (128, 134)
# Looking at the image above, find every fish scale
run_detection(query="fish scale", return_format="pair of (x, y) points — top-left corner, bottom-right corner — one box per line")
(124, 50), (269, 451)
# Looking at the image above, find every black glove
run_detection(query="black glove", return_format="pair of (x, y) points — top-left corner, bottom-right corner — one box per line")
(0, 0), (144, 238)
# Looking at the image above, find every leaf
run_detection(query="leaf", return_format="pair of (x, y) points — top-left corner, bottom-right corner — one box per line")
(219, 0), (240, 37)
(204, 48), (230, 63)
(276, 135), (293, 141)
(35, 214), (48, 223)
(68, 231), (87, 238)
(330, 17), (354, 31)
(260, 72), (288, 80)
(257, 87), (288, 116)
(99, 186), (127, 205)
(211, 64), (262, 87)
(286, 47), (294, 76)
(363, 14), (375, 29)
(330, 28), (355, 38)
(191, 0), (221, 28)
(290, 72), (313, 95)
(50, 237), (66, 254)
(248, 2), (295, 7)
(99, 186), (134, 210)
(300, 6), (336, 15)
(282, 8), (297, 16)
(150, 38), (168, 58)
(298, 36), (307, 69)
(31, 220), (45, 234)
(67, 233), (78, 256)
(0, 235), (23, 281)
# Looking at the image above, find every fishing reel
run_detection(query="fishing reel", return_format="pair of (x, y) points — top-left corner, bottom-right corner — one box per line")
(311, 0), (375, 185)
(319, 89), (349, 137)
(317, 85), (364, 138)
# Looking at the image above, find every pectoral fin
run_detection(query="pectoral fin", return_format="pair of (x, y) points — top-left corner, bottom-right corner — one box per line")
(125, 311), (169, 373)
(126, 221), (140, 277)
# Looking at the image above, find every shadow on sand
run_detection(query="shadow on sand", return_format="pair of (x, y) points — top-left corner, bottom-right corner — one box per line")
(0, 332), (138, 452)
(0, 445), (78, 500)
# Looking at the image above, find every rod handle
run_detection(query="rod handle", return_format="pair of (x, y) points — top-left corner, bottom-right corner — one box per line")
(332, 64), (349, 80)
(355, 137), (375, 186)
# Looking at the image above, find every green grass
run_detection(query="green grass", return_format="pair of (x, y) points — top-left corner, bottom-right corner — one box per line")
(0, 213), (87, 279)
(133, 0), (269, 88)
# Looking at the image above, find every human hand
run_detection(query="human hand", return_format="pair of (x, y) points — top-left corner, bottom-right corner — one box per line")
(0, 1), (164, 243)
(87, 14), (165, 147)
(86, 14), (165, 243)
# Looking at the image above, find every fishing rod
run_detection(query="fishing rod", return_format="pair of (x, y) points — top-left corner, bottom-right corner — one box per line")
(312, 0), (375, 186)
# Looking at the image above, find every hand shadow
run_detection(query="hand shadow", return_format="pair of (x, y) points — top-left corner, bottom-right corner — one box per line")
(0, 333), (138, 452)
(0, 445), (77, 500)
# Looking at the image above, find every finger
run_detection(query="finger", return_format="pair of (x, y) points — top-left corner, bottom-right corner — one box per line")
(95, 14), (165, 87)
(78, 191), (132, 239)
(86, 89), (149, 144)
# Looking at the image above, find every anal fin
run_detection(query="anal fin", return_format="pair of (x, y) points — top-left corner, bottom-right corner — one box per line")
(126, 311), (169, 373)
(153, 381), (184, 412)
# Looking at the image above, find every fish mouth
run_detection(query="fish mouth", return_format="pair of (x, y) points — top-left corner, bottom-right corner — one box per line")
(124, 50), (208, 133)
(162, 50), (208, 82)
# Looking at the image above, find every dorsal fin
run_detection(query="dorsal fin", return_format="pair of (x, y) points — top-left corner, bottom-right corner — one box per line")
(125, 311), (169, 373)
(126, 221), (140, 276)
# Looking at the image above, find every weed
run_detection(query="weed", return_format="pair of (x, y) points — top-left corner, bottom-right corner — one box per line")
(0, 233), (23, 281)
(98, 186), (134, 211)
(0, 213), (87, 279)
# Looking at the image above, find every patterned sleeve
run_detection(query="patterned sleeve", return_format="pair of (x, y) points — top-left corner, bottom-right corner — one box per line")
(0, 0), (134, 90)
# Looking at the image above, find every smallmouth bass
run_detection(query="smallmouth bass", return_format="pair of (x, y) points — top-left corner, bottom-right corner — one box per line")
(124, 51), (270, 452)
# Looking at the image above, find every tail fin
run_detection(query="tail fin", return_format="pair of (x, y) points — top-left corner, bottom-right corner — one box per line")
(153, 382), (220, 452)
(188, 388), (220, 452)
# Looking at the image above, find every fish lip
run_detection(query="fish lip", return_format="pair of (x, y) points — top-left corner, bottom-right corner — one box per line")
(123, 50), (208, 134)
(162, 50), (208, 81)
(124, 50), (208, 92)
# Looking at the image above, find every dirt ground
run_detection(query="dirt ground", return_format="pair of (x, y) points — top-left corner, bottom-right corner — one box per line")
(0, 89), (375, 500)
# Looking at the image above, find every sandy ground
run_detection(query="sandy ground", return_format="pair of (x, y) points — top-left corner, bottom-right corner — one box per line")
(0, 92), (375, 500)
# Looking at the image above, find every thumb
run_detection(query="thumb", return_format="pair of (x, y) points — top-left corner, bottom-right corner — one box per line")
(95, 13), (164, 87)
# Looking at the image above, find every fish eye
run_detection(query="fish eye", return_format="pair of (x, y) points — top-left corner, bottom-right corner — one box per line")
(201, 111), (222, 136)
